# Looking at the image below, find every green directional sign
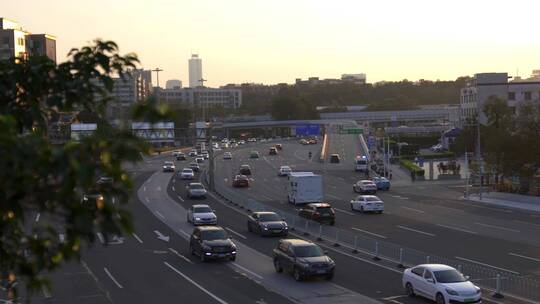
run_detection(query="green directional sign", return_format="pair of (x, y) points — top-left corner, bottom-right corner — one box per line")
(341, 128), (363, 134)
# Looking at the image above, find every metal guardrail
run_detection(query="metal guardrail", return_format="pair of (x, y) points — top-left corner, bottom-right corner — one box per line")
(212, 182), (540, 303)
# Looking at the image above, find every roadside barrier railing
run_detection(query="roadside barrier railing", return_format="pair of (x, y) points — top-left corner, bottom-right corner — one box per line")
(212, 182), (540, 302)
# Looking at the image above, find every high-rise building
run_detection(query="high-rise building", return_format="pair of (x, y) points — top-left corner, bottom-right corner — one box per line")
(0, 17), (56, 62)
(166, 79), (182, 89)
(188, 54), (203, 88)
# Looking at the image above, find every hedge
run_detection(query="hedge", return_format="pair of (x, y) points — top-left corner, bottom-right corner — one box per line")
(399, 159), (425, 176)
(398, 152), (455, 160)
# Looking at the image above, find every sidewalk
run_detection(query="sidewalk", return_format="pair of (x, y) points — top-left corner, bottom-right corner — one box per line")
(465, 191), (540, 213)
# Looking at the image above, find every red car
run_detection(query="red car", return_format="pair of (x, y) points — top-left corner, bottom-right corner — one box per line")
(233, 175), (250, 187)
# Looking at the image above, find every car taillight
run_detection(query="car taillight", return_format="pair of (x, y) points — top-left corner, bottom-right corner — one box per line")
(313, 212), (320, 218)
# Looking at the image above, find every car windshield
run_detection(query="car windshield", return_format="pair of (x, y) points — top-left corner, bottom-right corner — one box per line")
(193, 206), (212, 213)
(164, 162), (173, 166)
(183, 169), (192, 173)
(362, 181), (373, 185)
(190, 184), (204, 189)
(434, 269), (467, 283)
(366, 197), (380, 202)
(317, 207), (333, 214)
(293, 245), (324, 257)
(201, 230), (227, 240)
(259, 213), (280, 222)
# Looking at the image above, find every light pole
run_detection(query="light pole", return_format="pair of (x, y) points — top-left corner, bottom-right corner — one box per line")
(207, 122), (215, 191)
(476, 115), (483, 200)
(151, 68), (163, 88)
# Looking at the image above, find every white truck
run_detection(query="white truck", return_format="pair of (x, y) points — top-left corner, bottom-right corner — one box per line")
(287, 172), (323, 205)
(354, 155), (369, 172)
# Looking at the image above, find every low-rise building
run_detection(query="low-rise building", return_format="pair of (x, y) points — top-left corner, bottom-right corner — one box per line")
(156, 87), (242, 109)
(0, 17), (56, 62)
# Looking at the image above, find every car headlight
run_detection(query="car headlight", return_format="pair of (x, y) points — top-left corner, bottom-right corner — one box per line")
(328, 258), (335, 266)
(474, 286), (481, 294)
(445, 288), (459, 296)
(195, 217), (201, 221)
(262, 225), (268, 230)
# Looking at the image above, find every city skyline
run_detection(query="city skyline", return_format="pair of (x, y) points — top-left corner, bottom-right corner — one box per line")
(2, 0), (540, 87)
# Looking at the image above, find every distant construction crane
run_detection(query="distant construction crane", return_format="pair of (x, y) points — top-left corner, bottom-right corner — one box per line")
(152, 68), (163, 88)
(199, 78), (207, 88)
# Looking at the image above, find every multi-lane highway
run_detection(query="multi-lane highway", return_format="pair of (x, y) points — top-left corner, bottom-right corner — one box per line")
(16, 132), (540, 304)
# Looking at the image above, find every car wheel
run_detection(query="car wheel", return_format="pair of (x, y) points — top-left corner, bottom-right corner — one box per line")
(293, 268), (303, 281)
(405, 282), (415, 297)
(325, 273), (334, 280)
(436, 292), (445, 304)
(360, 206), (364, 213)
(274, 259), (283, 273)
(350, 203), (355, 211)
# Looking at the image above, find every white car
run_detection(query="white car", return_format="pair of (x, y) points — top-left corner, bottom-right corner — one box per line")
(402, 264), (481, 304)
(187, 204), (217, 225)
(223, 152), (233, 160)
(201, 151), (209, 159)
(188, 150), (197, 157)
(195, 157), (204, 164)
(186, 183), (207, 199)
(172, 150), (182, 157)
(180, 168), (195, 180)
(162, 161), (175, 172)
(350, 195), (384, 213)
(353, 180), (377, 194)
(237, 140), (246, 145)
(278, 165), (292, 176)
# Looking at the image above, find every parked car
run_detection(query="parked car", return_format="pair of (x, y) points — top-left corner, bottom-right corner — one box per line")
(402, 264), (482, 304)
(299, 139), (308, 145)
(223, 152), (233, 160)
(179, 168), (195, 180)
(350, 195), (384, 213)
(232, 175), (250, 187)
(162, 161), (175, 172)
(278, 165), (292, 176)
(239, 164), (252, 175)
(188, 150), (198, 157)
(189, 226), (236, 262)
(176, 152), (187, 161)
(272, 239), (335, 281)
(372, 176), (391, 190)
(187, 204), (217, 225)
(189, 162), (200, 172)
(186, 183), (207, 199)
(307, 138), (318, 144)
(275, 143), (283, 150)
(330, 154), (341, 163)
(250, 151), (260, 159)
(353, 180), (377, 194)
(237, 140), (246, 145)
(298, 203), (335, 225)
(247, 212), (288, 236)
(247, 138), (257, 143)
(81, 193), (104, 210)
(269, 147), (278, 155)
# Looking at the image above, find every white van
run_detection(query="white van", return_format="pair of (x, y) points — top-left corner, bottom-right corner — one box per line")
(287, 172), (323, 205)
(354, 156), (369, 172)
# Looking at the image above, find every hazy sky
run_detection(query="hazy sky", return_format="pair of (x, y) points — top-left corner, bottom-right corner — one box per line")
(3, 0), (539, 87)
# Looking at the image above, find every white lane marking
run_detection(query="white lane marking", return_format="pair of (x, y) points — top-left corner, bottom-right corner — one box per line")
(143, 186), (146, 192)
(154, 230), (170, 242)
(145, 197), (150, 203)
(231, 262), (263, 280)
(508, 252), (540, 263)
(400, 206), (425, 213)
(351, 227), (387, 239)
(96, 232), (105, 244)
(455, 256), (520, 275)
(132, 233), (143, 244)
(164, 262), (229, 304)
(513, 220), (540, 228)
(397, 225), (435, 237)
(157, 186), (162, 192)
(172, 186), (176, 192)
(334, 208), (355, 216)
(177, 195), (185, 202)
(179, 230), (190, 237)
(261, 195), (273, 201)
(169, 248), (193, 264)
(35, 212), (40, 222)
(225, 227), (247, 239)
(155, 211), (166, 220)
(41, 285), (52, 298)
(327, 194), (342, 200)
(475, 222), (520, 233)
(436, 224), (477, 235)
(103, 267), (123, 288)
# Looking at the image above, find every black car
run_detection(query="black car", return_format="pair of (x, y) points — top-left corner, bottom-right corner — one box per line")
(273, 239), (335, 281)
(329, 154), (341, 163)
(189, 226), (237, 262)
(298, 203), (335, 225)
(189, 162), (200, 172)
(247, 212), (288, 236)
(239, 164), (251, 175)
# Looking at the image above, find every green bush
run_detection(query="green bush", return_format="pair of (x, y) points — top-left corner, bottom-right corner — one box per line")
(399, 159), (425, 176)
(398, 152), (455, 160)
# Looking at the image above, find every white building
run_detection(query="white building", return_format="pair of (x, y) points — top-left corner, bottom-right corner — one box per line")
(157, 87), (242, 109)
(166, 79), (182, 89)
(188, 54), (203, 88)
(460, 72), (540, 126)
(0, 18), (56, 62)
(341, 73), (367, 84)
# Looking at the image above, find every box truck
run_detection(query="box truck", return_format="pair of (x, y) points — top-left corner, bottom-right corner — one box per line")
(287, 172), (323, 205)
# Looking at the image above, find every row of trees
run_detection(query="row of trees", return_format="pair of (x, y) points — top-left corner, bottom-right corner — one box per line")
(239, 77), (470, 116)
(452, 97), (540, 190)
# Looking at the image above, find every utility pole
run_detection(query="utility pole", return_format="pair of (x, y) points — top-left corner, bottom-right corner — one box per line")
(476, 115), (483, 200)
(152, 68), (163, 88)
(464, 150), (470, 199)
(208, 122), (215, 191)
(199, 78), (207, 121)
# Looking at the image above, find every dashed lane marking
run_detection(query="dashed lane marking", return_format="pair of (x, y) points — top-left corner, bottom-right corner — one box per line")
(177, 195), (185, 202)
(226, 227), (247, 239)
(351, 227), (387, 239)
(231, 262), (263, 280)
(103, 267), (123, 289)
(155, 211), (166, 220)
(397, 225), (435, 237)
(508, 252), (540, 263)
(436, 224), (477, 235)
(169, 247), (193, 264)
(475, 222), (520, 233)
(334, 208), (355, 215)
(400, 206), (425, 213)
(132, 233), (143, 244)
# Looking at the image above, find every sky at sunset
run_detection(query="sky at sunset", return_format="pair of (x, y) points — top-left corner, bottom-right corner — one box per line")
(2, 0), (540, 87)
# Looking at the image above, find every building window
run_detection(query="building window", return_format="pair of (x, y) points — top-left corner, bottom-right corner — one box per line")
(524, 91), (532, 100)
(508, 92), (515, 100)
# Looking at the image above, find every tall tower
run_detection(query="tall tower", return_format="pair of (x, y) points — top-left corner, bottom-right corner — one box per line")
(188, 54), (203, 88)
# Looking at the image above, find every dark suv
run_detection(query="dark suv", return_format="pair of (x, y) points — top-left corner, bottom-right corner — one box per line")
(189, 226), (236, 262)
(273, 239), (335, 281)
(247, 212), (288, 236)
(239, 164), (251, 175)
(298, 203), (335, 225)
